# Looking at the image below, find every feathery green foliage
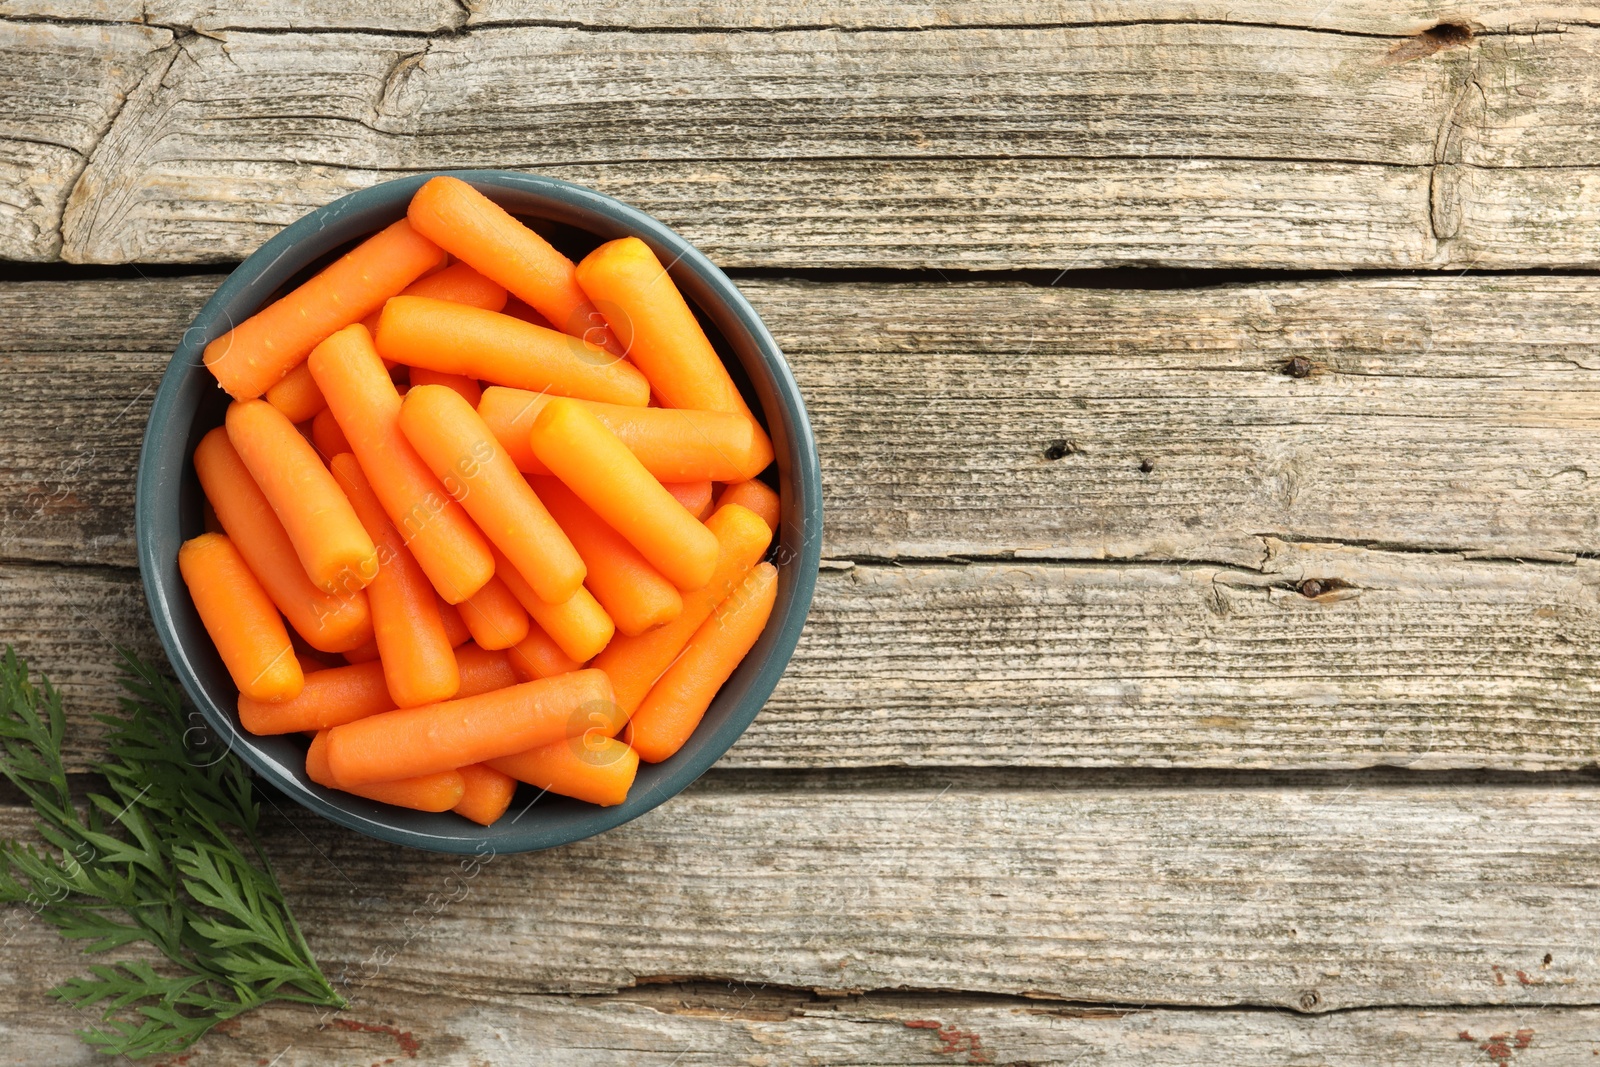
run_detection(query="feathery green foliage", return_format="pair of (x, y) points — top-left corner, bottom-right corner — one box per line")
(0, 647), (343, 1058)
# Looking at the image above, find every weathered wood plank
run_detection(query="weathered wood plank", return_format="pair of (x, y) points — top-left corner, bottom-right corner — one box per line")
(4, 775), (1596, 1009)
(9, 276), (1600, 568)
(9, 20), (1590, 266)
(12, 541), (1600, 772)
(15, 0), (1600, 37)
(0, 20), (173, 261)
(2, 980), (1593, 1066)
(465, 0), (1600, 33)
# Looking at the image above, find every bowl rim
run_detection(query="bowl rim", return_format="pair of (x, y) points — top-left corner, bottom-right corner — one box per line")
(135, 170), (822, 854)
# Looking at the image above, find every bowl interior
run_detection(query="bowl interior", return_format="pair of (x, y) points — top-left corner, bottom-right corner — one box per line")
(137, 172), (822, 854)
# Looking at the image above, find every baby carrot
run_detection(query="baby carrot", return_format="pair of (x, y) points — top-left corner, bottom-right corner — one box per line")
(325, 669), (616, 786)
(240, 660), (390, 735)
(590, 503), (772, 716)
(306, 731), (464, 812)
(310, 406), (352, 459)
(240, 642), (515, 736)
(398, 385), (585, 605)
(193, 428), (372, 653)
(264, 362), (327, 424)
(409, 367), (482, 407)
(204, 218), (446, 400)
(488, 734), (638, 807)
(715, 479), (780, 533)
(454, 641), (521, 696)
(343, 636), (380, 664)
(501, 296), (554, 329)
(453, 764), (518, 825)
(530, 476), (682, 637)
(477, 386), (766, 482)
(407, 175), (623, 354)
(178, 533), (303, 703)
(358, 260), (509, 334)
(458, 575), (531, 651)
(507, 622), (584, 681)
(630, 562), (777, 763)
(437, 595), (472, 647)
(331, 454), (459, 708)
(375, 296), (649, 407)
(574, 236), (774, 469)
(664, 481), (714, 521)
(529, 398), (718, 592)
(225, 399), (378, 594)
(394, 259), (508, 312)
(493, 548), (615, 663)
(309, 323), (494, 603)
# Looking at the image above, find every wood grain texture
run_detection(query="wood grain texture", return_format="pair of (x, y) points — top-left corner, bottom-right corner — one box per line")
(10, 0), (1600, 33)
(0, 19), (173, 261)
(466, 0), (1600, 33)
(12, 541), (1600, 772)
(0, 17), (1590, 266)
(0, 979), (1591, 1066)
(8, 275), (1600, 568)
(4, 774), (1597, 1011)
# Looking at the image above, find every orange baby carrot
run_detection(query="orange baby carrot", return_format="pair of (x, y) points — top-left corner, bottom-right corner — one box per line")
(664, 481), (714, 521)
(454, 642), (521, 696)
(358, 260), (508, 334)
(204, 218), (446, 400)
(310, 406), (352, 460)
(306, 731), (464, 812)
(225, 399), (378, 594)
(501, 296), (554, 329)
(574, 236), (774, 468)
(342, 636), (380, 664)
(529, 398), (718, 592)
(493, 548), (615, 663)
(396, 259), (508, 312)
(437, 595), (472, 647)
(453, 764), (518, 825)
(375, 297), (648, 407)
(630, 562), (777, 763)
(241, 642), (514, 736)
(407, 175), (623, 354)
(178, 533), (303, 703)
(331, 453), (459, 708)
(488, 734), (638, 807)
(458, 575), (530, 651)
(309, 323), (494, 603)
(507, 623), (584, 681)
(590, 503), (772, 716)
(193, 427), (372, 653)
(325, 669), (616, 786)
(264, 362), (327, 423)
(409, 367), (482, 407)
(715, 479), (780, 533)
(240, 660), (391, 735)
(477, 387), (765, 481)
(398, 385), (585, 604)
(530, 476), (681, 637)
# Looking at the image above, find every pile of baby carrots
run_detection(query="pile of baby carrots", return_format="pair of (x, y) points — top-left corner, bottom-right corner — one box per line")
(178, 176), (782, 826)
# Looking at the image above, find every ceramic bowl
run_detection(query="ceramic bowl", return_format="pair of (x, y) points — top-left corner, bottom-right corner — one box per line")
(136, 171), (821, 853)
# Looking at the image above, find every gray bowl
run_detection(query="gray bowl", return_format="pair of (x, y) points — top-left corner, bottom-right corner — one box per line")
(135, 171), (821, 854)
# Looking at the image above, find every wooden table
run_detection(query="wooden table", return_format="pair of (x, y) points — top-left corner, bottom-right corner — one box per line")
(6, 2), (1600, 1062)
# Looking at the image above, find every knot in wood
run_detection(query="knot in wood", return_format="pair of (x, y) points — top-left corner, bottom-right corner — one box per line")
(1282, 356), (1313, 379)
